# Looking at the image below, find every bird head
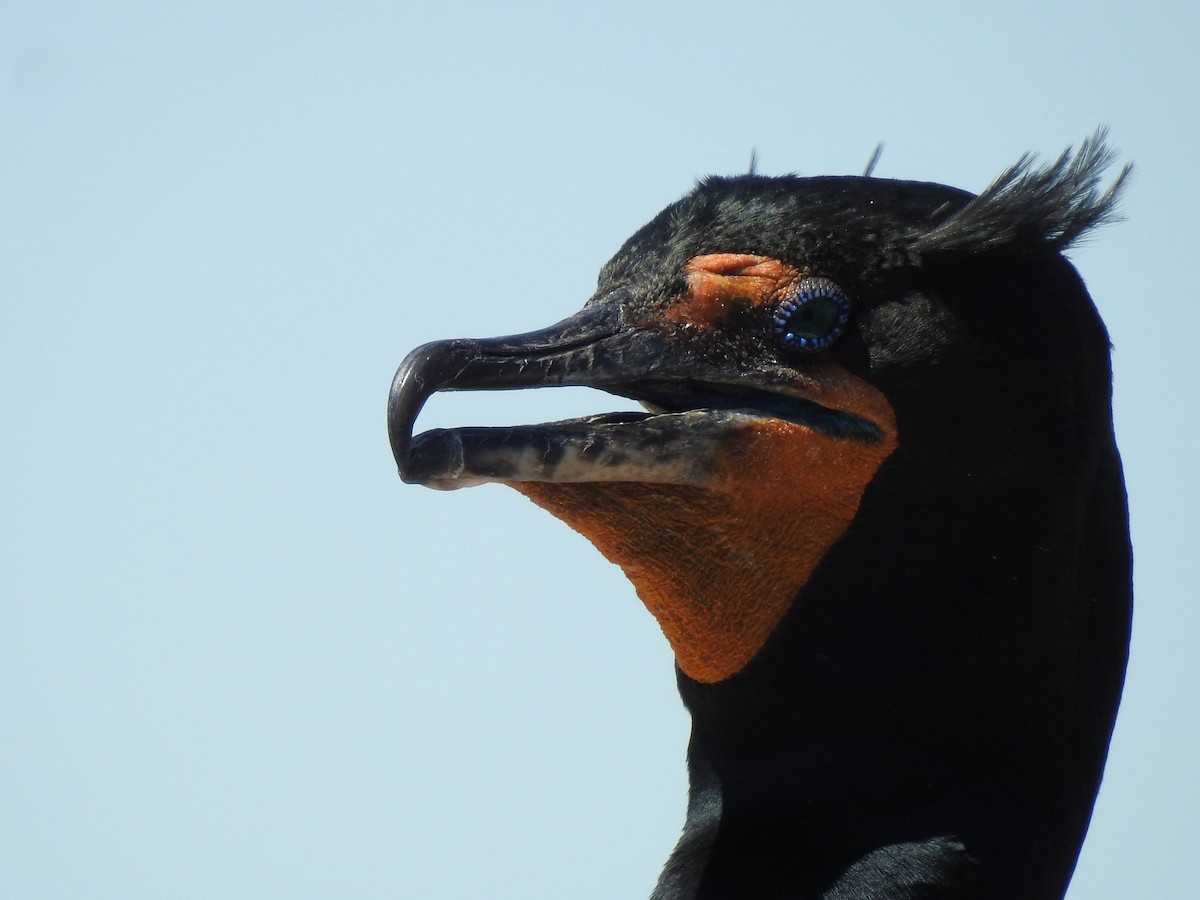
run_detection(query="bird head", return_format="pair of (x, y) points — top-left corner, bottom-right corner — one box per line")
(388, 135), (1132, 897)
(389, 135), (1129, 690)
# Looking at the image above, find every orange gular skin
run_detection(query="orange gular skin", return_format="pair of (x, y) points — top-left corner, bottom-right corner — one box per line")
(507, 255), (899, 684)
(509, 368), (897, 683)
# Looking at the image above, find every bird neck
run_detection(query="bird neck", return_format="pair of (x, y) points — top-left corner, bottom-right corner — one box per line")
(644, 383), (1130, 900)
(652, 710), (1067, 900)
(648, 468), (1130, 900)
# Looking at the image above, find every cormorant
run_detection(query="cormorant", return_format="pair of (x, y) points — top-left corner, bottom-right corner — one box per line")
(388, 133), (1132, 899)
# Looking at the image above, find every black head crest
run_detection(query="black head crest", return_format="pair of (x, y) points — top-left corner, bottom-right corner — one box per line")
(913, 128), (1132, 257)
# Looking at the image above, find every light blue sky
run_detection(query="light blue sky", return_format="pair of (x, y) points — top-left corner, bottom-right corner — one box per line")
(3, 3), (1197, 898)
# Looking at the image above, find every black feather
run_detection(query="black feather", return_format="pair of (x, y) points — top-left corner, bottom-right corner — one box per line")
(913, 128), (1132, 256)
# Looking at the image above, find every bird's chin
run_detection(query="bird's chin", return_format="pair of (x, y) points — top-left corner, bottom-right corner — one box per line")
(389, 313), (900, 683)
(404, 408), (774, 491)
(411, 399), (898, 684)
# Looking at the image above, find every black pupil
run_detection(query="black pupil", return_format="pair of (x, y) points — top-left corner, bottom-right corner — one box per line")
(786, 295), (840, 339)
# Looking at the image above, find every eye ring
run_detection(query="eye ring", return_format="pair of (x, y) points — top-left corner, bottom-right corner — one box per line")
(772, 276), (851, 354)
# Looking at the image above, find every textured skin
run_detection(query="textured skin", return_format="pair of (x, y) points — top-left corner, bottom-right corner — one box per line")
(513, 391), (896, 682)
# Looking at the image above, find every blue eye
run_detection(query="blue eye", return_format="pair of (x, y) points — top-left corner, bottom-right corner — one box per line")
(772, 277), (851, 354)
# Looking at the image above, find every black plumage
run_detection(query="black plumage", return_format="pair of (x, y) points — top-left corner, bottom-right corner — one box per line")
(388, 133), (1131, 899)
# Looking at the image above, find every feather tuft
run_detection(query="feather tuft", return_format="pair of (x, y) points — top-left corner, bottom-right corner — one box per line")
(913, 128), (1131, 256)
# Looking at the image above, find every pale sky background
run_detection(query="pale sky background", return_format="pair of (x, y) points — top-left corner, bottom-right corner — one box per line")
(3, 3), (1197, 898)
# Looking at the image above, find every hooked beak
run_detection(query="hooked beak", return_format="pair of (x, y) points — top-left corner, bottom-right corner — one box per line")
(388, 287), (885, 490)
(387, 295), (627, 481)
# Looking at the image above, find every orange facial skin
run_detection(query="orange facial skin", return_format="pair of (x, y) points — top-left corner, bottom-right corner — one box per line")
(665, 254), (808, 329)
(510, 256), (899, 684)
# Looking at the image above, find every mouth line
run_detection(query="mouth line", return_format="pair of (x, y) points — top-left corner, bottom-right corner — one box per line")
(607, 380), (884, 441)
(414, 379), (884, 445)
(410, 380), (881, 449)
(403, 380), (884, 488)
